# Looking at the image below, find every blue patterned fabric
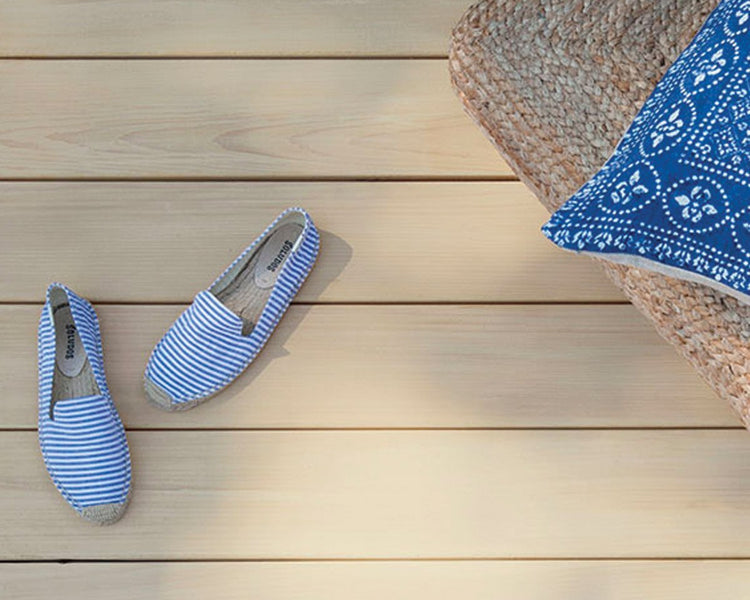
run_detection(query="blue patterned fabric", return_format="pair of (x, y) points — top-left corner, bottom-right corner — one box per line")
(145, 207), (319, 407)
(543, 0), (750, 303)
(38, 284), (131, 521)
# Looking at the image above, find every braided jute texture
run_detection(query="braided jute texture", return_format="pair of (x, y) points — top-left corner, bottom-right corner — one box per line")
(448, 0), (750, 428)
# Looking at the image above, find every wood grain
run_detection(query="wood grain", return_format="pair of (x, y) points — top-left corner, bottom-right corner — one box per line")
(0, 1), (468, 58)
(5, 430), (750, 559)
(2, 0), (736, 581)
(0, 182), (618, 303)
(0, 60), (507, 178)
(2, 304), (727, 429)
(4, 561), (750, 600)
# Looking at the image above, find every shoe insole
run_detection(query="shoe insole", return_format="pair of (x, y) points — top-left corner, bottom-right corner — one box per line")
(216, 222), (303, 336)
(51, 302), (99, 417)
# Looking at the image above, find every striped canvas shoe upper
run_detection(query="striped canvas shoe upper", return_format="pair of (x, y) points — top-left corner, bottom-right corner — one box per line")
(145, 207), (320, 410)
(38, 284), (131, 525)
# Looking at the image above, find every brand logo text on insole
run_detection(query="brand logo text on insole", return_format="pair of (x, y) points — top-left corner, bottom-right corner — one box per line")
(267, 240), (294, 272)
(65, 324), (77, 359)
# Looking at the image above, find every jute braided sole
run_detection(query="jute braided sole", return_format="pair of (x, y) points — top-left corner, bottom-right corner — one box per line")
(449, 0), (750, 428)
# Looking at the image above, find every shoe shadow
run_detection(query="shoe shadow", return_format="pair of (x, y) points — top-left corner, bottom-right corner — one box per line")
(198, 228), (352, 409)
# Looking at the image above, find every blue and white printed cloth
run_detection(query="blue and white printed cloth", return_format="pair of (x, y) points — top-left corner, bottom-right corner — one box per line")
(145, 207), (320, 409)
(38, 284), (131, 523)
(543, 0), (750, 303)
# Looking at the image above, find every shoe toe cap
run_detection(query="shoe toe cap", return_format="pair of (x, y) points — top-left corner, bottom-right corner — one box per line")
(80, 498), (129, 525)
(143, 377), (180, 411)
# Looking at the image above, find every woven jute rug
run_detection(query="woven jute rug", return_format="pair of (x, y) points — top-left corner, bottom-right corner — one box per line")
(448, 0), (750, 428)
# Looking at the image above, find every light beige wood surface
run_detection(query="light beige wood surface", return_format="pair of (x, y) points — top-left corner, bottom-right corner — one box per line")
(5, 430), (750, 559)
(4, 561), (750, 600)
(0, 1), (468, 57)
(0, 182), (618, 303)
(2, 304), (727, 429)
(3, 0), (741, 593)
(0, 60), (508, 178)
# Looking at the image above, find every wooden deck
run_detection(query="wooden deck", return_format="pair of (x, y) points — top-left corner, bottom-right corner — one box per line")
(2, 1), (749, 597)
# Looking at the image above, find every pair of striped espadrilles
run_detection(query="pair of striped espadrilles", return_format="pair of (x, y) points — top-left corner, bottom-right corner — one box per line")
(38, 208), (319, 524)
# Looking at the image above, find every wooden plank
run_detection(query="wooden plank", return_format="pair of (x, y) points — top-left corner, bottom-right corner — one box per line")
(4, 430), (750, 559)
(1, 304), (728, 429)
(0, 60), (507, 178)
(4, 561), (750, 600)
(0, 1), (467, 58)
(0, 182), (618, 303)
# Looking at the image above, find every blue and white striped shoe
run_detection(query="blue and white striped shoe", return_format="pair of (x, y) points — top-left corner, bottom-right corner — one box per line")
(144, 207), (320, 411)
(38, 284), (132, 525)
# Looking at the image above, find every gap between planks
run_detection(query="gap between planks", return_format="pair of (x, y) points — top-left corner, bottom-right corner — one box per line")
(0, 176), (521, 182)
(0, 427), (743, 433)
(0, 56), (452, 61)
(9, 557), (750, 563)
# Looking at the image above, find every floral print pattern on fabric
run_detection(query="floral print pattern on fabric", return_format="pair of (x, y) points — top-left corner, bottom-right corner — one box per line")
(543, 0), (750, 301)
